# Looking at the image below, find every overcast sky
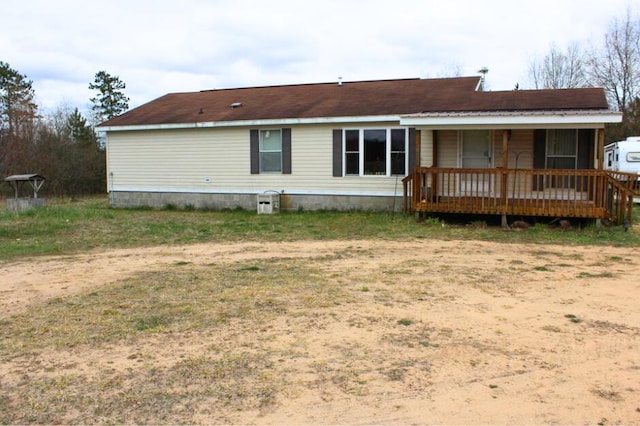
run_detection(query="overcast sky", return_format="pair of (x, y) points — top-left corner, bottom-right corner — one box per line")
(1, 0), (634, 114)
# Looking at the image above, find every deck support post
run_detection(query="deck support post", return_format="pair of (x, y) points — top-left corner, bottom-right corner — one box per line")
(596, 129), (605, 169)
(500, 130), (510, 228)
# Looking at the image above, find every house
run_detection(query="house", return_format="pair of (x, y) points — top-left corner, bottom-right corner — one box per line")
(98, 76), (635, 224)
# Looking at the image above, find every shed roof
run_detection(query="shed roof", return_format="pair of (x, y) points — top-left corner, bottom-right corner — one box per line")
(98, 77), (612, 128)
(4, 174), (46, 182)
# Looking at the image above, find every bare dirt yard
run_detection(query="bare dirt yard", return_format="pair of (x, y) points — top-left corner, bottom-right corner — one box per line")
(1, 238), (639, 424)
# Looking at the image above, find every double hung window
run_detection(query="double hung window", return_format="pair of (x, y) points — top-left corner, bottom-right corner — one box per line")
(546, 129), (577, 169)
(259, 129), (282, 173)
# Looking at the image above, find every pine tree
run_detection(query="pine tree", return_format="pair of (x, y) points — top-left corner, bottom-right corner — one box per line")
(89, 70), (129, 124)
(0, 61), (37, 135)
(0, 62), (38, 175)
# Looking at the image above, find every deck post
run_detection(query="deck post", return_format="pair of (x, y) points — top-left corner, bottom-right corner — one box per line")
(502, 130), (509, 168)
(500, 130), (510, 227)
(596, 129), (605, 169)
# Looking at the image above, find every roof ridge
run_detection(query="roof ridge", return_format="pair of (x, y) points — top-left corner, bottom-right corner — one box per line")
(197, 76), (479, 93)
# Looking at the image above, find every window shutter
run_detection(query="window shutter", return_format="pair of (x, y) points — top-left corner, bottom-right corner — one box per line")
(250, 129), (259, 174)
(532, 129), (546, 190)
(576, 129), (594, 191)
(408, 128), (417, 172)
(577, 129), (593, 170)
(282, 128), (292, 174)
(332, 129), (343, 177)
(533, 129), (546, 169)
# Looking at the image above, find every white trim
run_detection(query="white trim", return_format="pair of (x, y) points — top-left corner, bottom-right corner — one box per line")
(98, 115), (402, 132)
(400, 111), (621, 128)
(341, 127), (408, 177)
(109, 186), (404, 197)
(98, 111), (621, 132)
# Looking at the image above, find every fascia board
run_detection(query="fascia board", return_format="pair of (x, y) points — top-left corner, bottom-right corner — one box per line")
(400, 112), (622, 128)
(97, 115), (401, 132)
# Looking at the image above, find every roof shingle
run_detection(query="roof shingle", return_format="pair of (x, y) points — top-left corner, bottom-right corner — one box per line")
(99, 77), (611, 127)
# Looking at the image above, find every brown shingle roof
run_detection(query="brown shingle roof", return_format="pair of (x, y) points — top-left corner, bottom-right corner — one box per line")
(99, 77), (611, 127)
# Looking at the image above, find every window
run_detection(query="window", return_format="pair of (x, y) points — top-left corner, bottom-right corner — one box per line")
(250, 128), (291, 174)
(342, 128), (407, 176)
(627, 152), (640, 162)
(345, 130), (359, 175)
(546, 129), (577, 169)
(259, 129), (282, 172)
(391, 129), (407, 175)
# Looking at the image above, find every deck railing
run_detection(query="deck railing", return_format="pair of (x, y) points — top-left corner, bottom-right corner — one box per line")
(402, 167), (637, 224)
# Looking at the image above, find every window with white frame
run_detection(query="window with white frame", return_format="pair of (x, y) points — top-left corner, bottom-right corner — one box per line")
(259, 129), (282, 172)
(345, 130), (360, 175)
(546, 129), (577, 169)
(343, 128), (407, 176)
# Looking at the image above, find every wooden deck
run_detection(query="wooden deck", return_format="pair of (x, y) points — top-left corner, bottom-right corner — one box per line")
(403, 167), (638, 224)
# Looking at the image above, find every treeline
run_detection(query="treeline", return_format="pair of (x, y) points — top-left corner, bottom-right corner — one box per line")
(525, 8), (640, 141)
(0, 65), (128, 198)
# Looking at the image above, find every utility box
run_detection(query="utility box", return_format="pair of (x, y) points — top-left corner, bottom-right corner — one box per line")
(257, 193), (280, 214)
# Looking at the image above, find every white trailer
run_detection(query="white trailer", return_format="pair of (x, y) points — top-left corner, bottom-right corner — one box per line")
(604, 136), (640, 202)
(604, 137), (640, 174)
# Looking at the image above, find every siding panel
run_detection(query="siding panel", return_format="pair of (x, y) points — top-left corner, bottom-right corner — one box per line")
(107, 123), (410, 196)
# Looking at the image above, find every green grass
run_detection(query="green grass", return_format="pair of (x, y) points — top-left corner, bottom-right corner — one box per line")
(0, 196), (639, 262)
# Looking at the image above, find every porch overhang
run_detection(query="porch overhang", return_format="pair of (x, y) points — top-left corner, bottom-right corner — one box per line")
(400, 109), (622, 130)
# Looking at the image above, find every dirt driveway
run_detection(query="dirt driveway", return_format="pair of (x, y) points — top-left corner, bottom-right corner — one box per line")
(1, 239), (639, 424)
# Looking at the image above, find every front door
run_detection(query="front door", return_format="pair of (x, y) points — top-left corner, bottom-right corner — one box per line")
(461, 130), (492, 194)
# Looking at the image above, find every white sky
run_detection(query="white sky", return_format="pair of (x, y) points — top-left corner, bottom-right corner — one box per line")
(1, 0), (634, 114)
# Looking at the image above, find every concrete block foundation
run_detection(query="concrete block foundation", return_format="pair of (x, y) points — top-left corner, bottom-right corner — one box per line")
(108, 191), (404, 212)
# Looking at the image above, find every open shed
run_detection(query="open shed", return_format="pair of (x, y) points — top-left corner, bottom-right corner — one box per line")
(4, 174), (47, 212)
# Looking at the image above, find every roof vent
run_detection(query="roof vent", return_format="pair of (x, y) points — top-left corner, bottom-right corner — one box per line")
(338, 76), (343, 86)
(230, 102), (243, 108)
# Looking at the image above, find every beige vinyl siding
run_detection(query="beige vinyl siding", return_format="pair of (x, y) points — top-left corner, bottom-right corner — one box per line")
(419, 130), (433, 167)
(492, 131), (502, 167)
(505, 129), (534, 168)
(106, 122), (408, 196)
(436, 130), (458, 167)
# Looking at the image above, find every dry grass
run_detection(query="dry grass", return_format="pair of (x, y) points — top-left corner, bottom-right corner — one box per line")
(1, 240), (639, 424)
(1, 255), (370, 424)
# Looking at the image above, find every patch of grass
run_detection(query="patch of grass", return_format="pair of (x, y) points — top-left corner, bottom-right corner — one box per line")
(577, 271), (615, 279)
(533, 265), (550, 271)
(0, 259), (344, 352)
(591, 386), (624, 401)
(238, 265), (261, 272)
(0, 258), (355, 423)
(134, 315), (172, 331)
(565, 314), (582, 323)
(397, 319), (413, 326)
(1, 196), (639, 262)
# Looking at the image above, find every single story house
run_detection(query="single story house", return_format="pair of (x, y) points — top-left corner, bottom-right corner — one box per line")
(98, 76), (635, 223)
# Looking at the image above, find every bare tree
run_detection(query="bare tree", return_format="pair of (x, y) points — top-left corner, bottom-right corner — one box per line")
(587, 8), (640, 111)
(529, 42), (589, 89)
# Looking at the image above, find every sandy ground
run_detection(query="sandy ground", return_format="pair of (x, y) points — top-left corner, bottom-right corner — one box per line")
(1, 239), (639, 424)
